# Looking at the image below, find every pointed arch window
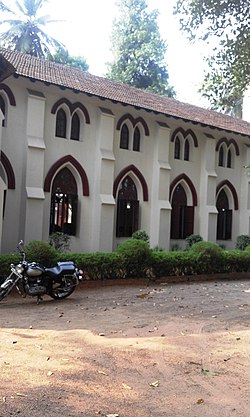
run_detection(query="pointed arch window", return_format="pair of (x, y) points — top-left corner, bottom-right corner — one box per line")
(133, 126), (140, 152)
(216, 189), (232, 240)
(170, 184), (194, 239)
(174, 136), (181, 159)
(0, 95), (6, 127)
(70, 112), (80, 141)
(56, 108), (67, 138)
(227, 148), (232, 168)
(184, 139), (190, 161)
(116, 176), (139, 237)
(218, 146), (224, 167)
(120, 124), (129, 149)
(50, 167), (78, 236)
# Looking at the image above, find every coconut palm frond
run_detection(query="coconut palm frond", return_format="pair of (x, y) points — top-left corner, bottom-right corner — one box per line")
(0, 0), (67, 58)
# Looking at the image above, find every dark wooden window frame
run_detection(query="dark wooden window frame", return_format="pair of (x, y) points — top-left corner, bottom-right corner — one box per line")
(216, 189), (232, 240)
(56, 108), (67, 138)
(170, 184), (194, 239)
(116, 176), (139, 237)
(120, 124), (129, 149)
(50, 167), (78, 236)
(70, 112), (80, 141)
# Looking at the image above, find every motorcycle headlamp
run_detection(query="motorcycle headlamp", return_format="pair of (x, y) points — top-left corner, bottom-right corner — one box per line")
(15, 264), (24, 274)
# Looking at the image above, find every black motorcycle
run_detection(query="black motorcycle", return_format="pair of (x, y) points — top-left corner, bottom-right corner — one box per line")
(0, 241), (84, 303)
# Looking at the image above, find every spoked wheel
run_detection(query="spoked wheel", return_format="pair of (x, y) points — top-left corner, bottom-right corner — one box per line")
(48, 275), (77, 300)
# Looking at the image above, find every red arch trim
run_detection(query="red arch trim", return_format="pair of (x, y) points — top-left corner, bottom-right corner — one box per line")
(44, 155), (89, 196)
(113, 164), (148, 201)
(51, 98), (90, 124)
(0, 83), (16, 106)
(116, 113), (150, 136)
(215, 137), (240, 156)
(0, 151), (15, 189)
(171, 127), (198, 147)
(170, 173), (197, 206)
(216, 180), (238, 210)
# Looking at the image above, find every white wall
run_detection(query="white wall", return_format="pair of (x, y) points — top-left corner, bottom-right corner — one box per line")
(0, 75), (249, 253)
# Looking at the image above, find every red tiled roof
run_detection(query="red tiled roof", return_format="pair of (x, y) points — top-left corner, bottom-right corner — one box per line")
(0, 51), (15, 82)
(1, 47), (250, 137)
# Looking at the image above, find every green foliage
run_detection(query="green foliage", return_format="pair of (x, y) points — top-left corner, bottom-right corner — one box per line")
(25, 240), (58, 266)
(107, 0), (175, 97)
(1, 239), (250, 285)
(150, 250), (196, 277)
(189, 241), (224, 273)
(0, 253), (19, 283)
(185, 234), (203, 248)
(171, 243), (181, 252)
(49, 232), (71, 253)
(58, 252), (123, 280)
(235, 235), (250, 250)
(0, 0), (67, 59)
(48, 48), (89, 71)
(175, 0), (250, 112)
(116, 238), (152, 277)
(132, 229), (150, 245)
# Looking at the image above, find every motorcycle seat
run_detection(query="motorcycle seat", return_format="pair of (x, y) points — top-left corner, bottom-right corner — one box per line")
(45, 262), (75, 277)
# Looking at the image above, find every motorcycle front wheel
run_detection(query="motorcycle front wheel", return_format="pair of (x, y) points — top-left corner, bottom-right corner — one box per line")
(0, 278), (15, 301)
(0, 289), (8, 301)
(48, 275), (77, 300)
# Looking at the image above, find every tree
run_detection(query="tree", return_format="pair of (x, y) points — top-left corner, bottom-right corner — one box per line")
(175, 0), (250, 114)
(0, 0), (67, 59)
(107, 0), (175, 97)
(48, 48), (89, 72)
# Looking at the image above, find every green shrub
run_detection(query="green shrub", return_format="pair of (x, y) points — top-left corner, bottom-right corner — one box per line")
(185, 234), (203, 248)
(49, 232), (71, 252)
(25, 240), (58, 266)
(0, 253), (20, 284)
(132, 230), (150, 245)
(235, 235), (250, 250)
(59, 252), (123, 280)
(171, 243), (181, 251)
(189, 241), (224, 273)
(151, 250), (195, 277)
(116, 238), (152, 278)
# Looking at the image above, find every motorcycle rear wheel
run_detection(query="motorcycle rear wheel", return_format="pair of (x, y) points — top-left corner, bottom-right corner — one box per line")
(48, 275), (77, 300)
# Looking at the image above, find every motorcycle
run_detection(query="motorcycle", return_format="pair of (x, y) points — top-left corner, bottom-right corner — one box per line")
(0, 240), (84, 304)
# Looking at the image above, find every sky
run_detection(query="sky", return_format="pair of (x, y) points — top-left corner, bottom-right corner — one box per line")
(21, 0), (211, 107)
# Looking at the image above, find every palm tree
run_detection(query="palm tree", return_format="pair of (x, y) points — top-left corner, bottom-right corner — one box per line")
(0, 0), (67, 59)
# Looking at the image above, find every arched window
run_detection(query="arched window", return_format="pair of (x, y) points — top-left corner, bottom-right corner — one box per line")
(70, 113), (80, 141)
(120, 124), (129, 149)
(56, 108), (67, 138)
(227, 148), (232, 168)
(184, 139), (190, 161)
(116, 176), (139, 237)
(0, 95), (6, 127)
(174, 136), (181, 159)
(50, 167), (78, 236)
(170, 184), (194, 239)
(133, 126), (140, 152)
(218, 146), (224, 167)
(216, 189), (232, 240)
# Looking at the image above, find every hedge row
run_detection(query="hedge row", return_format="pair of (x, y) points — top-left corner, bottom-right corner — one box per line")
(1, 239), (250, 283)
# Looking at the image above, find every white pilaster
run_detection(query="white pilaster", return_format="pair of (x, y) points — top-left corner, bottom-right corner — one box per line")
(198, 135), (217, 241)
(91, 107), (115, 251)
(24, 89), (46, 244)
(149, 122), (171, 250)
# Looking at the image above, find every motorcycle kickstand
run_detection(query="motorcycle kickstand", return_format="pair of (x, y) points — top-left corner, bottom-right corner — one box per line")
(36, 295), (43, 305)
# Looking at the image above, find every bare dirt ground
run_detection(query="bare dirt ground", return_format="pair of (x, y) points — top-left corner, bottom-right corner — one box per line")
(0, 278), (250, 417)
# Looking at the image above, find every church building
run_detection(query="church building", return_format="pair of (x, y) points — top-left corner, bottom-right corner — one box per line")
(0, 47), (250, 253)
